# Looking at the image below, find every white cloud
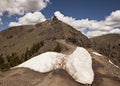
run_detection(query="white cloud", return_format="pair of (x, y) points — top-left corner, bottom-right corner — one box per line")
(9, 12), (46, 27)
(105, 10), (120, 28)
(0, 0), (50, 16)
(54, 11), (112, 32)
(0, 0), (50, 26)
(9, 22), (22, 27)
(86, 28), (120, 38)
(54, 11), (120, 37)
(86, 30), (108, 38)
(109, 28), (120, 33)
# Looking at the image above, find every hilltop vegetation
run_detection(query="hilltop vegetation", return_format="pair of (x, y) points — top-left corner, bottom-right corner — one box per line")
(0, 41), (44, 71)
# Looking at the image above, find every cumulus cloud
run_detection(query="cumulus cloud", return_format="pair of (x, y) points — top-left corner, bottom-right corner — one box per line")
(0, 0), (50, 25)
(9, 12), (46, 27)
(86, 31), (108, 38)
(0, 0), (50, 16)
(105, 10), (120, 28)
(54, 11), (120, 37)
(9, 22), (22, 27)
(109, 28), (120, 33)
(86, 28), (120, 38)
(54, 11), (112, 31)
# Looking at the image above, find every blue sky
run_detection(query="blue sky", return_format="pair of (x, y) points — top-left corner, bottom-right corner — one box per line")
(0, 0), (120, 37)
(42, 0), (120, 20)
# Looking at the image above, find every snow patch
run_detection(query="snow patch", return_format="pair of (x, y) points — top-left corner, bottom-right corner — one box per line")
(66, 47), (94, 84)
(109, 60), (119, 69)
(92, 52), (102, 56)
(18, 52), (66, 73)
(17, 47), (94, 84)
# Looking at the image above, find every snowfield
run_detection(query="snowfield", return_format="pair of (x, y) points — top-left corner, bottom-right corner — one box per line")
(17, 47), (94, 84)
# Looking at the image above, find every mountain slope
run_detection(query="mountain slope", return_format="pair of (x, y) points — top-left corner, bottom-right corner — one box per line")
(0, 16), (91, 70)
(90, 34), (120, 67)
(0, 16), (90, 56)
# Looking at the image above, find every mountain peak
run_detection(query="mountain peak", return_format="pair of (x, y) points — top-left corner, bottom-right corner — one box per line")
(52, 16), (58, 21)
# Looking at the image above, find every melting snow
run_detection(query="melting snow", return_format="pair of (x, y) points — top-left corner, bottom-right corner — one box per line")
(17, 47), (94, 84)
(66, 47), (94, 84)
(17, 52), (66, 73)
(109, 60), (119, 69)
(92, 52), (102, 56)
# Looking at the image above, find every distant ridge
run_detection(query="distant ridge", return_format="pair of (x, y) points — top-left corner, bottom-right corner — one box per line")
(90, 34), (120, 67)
